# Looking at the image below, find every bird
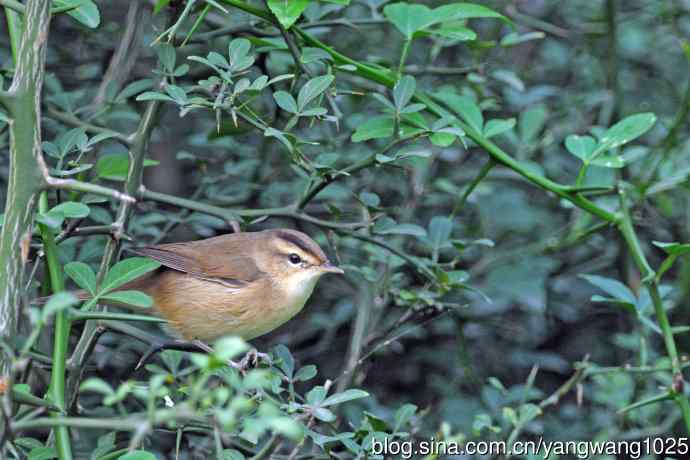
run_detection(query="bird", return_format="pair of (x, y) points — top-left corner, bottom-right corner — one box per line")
(73, 229), (344, 342)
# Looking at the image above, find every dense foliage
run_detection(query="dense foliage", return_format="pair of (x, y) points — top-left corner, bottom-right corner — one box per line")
(1, 0), (690, 458)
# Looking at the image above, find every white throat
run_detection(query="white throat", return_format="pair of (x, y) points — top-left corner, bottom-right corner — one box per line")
(285, 272), (322, 313)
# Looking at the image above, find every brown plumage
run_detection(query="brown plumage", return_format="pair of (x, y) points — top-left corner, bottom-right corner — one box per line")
(56, 229), (343, 342)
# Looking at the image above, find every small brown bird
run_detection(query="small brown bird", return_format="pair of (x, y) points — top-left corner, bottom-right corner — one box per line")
(113, 229), (343, 342)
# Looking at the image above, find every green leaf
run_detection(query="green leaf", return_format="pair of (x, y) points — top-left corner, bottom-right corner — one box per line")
(321, 388), (369, 407)
(519, 104), (547, 143)
(27, 447), (58, 460)
(566, 133), (626, 168)
(383, 3), (436, 39)
(297, 75), (334, 111)
(428, 216), (453, 252)
(431, 23), (476, 41)
(301, 107), (327, 117)
(135, 91), (174, 102)
(393, 403), (417, 433)
(358, 192), (380, 208)
(228, 38), (250, 61)
(400, 103), (425, 114)
(270, 417), (304, 441)
(101, 290), (154, 308)
(96, 153), (159, 181)
(580, 274), (637, 305)
(600, 112), (656, 150)
(65, 261), (97, 296)
(352, 116), (393, 142)
(267, 0), (310, 29)
(274, 344), (295, 378)
(15, 438), (44, 452)
(589, 154), (625, 168)
(228, 38), (254, 71)
(214, 336), (249, 361)
(42, 292), (79, 322)
(264, 127), (294, 153)
(439, 93), (483, 133)
(312, 406), (336, 422)
(430, 132), (456, 147)
(294, 364), (317, 381)
(35, 212), (62, 229)
(100, 258), (161, 294)
(376, 223), (427, 238)
(118, 451), (157, 460)
(301, 47), (333, 64)
(434, 3), (508, 22)
(164, 85), (187, 104)
(157, 43), (176, 72)
(55, 0), (100, 28)
(56, 127), (87, 156)
(51, 202), (90, 219)
(653, 241), (690, 256)
(565, 134), (597, 162)
(393, 75), (416, 111)
(484, 118), (515, 138)
(591, 296), (636, 314)
(37, 202), (90, 230)
(273, 91), (298, 114)
(306, 385), (326, 406)
(153, 0), (170, 14)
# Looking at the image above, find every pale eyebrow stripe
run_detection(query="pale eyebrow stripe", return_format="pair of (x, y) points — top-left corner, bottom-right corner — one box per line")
(277, 232), (314, 255)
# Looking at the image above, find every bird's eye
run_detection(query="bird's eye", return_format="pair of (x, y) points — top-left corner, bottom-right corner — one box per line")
(288, 253), (302, 265)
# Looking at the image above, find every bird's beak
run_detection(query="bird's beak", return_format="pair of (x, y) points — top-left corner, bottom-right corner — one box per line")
(319, 261), (344, 274)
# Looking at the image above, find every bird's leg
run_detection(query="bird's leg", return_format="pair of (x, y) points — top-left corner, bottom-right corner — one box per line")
(238, 348), (273, 369)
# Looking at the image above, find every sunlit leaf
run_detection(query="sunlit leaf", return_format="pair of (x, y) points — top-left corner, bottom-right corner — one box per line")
(267, 0), (310, 29)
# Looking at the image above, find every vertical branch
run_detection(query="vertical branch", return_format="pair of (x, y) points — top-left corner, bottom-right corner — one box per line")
(0, 0), (51, 378)
(336, 284), (373, 393)
(37, 193), (73, 459)
(66, 101), (160, 404)
(617, 188), (690, 433)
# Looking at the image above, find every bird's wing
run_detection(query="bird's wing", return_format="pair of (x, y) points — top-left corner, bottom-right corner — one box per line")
(131, 234), (265, 286)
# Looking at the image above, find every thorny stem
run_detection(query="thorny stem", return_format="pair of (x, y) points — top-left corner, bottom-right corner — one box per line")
(617, 187), (690, 433)
(0, 0), (51, 394)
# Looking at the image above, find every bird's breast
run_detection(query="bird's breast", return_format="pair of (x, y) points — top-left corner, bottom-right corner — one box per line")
(149, 270), (320, 342)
